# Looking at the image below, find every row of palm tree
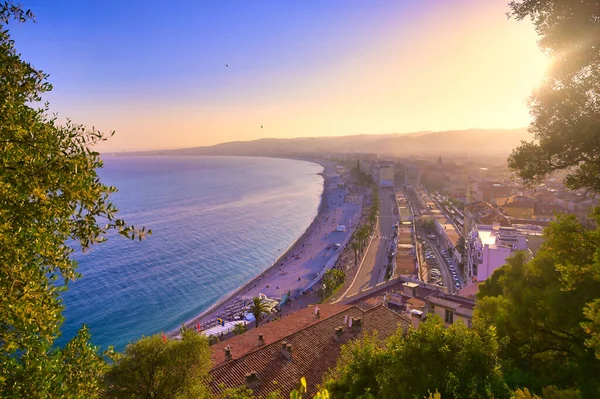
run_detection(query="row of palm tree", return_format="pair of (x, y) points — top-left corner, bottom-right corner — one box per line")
(350, 186), (381, 268)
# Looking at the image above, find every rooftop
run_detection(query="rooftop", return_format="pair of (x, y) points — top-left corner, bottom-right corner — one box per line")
(209, 304), (409, 398)
(210, 305), (350, 366)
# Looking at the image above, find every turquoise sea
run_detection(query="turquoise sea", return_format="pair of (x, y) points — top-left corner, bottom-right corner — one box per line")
(58, 156), (323, 351)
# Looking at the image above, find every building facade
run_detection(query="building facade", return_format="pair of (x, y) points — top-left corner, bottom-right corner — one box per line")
(465, 222), (527, 284)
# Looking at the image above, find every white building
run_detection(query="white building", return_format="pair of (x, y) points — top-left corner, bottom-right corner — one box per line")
(465, 222), (527, 284)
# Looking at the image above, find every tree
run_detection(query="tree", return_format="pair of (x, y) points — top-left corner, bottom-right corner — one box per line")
(351, 241), (361, 268)
(104, 328), (212, 399)
(324, 317), (509, 399)
(325, 332), (384, 399)
(507, 1), (600, 193)
(476, 212), (600, 396)
(321, 269), (345, 299)
(0, 2), (148, 397)
(249, 297), (268, 328)
(232, 323), (248, 336)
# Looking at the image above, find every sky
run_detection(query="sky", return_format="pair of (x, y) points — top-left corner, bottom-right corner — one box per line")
(9, 0), (548, 151)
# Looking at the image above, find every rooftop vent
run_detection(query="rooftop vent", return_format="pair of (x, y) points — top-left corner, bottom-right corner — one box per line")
(224, 346), (232, 360)
(334, 326), (344, 342)
(245, 371), (258, 388)
(281, 341), (293, 360)
(258, 334), (265, 347)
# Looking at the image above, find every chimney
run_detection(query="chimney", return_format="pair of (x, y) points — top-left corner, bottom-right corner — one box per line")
(258, 333), (265, 347)
(245, 371), (258, 388)
(410, 309), (423, 329)
(281, 341), (293, 360)
(334, 326), (344, 342)
(224, 346), (232, 360)
(352, 317), (362, 330)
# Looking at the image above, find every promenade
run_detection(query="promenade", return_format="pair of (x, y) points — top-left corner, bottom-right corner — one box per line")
(175, 161), (361, 335)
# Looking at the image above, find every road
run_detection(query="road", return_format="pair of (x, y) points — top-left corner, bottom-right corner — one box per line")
(425, 236), (456, 293)
(337, 187), (397, 300)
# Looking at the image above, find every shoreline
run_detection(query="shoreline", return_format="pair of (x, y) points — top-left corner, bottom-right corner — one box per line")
(171, 158), (351, 336)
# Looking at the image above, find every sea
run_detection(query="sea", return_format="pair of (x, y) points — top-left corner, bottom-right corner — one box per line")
(57, 156), (324, 351)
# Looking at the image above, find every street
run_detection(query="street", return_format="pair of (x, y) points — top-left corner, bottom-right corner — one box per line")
(337, 187), (396, 300)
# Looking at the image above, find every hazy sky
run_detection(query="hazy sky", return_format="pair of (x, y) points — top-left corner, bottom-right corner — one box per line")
(11, 0), (548, 151)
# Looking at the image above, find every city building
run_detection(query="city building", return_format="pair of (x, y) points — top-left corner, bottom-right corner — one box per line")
(209, 304), (409, 398)
(404, 164), (421, 187)
(465, 222), (527, 284)
(377, 161), (395, 187)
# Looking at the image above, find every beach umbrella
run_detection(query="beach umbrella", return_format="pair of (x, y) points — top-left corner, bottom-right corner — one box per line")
(197, 322), (201, 332)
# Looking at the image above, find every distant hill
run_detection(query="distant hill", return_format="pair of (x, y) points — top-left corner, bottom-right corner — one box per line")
(120, 128), (530, 158)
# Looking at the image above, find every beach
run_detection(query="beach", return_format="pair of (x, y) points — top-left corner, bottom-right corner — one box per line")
(173, 160), (361, 335)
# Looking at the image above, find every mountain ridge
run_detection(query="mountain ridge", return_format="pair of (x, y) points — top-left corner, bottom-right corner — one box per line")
(115, 128), (530, 158)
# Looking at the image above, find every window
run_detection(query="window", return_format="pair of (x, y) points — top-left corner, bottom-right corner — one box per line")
(445, 309), (454, 324)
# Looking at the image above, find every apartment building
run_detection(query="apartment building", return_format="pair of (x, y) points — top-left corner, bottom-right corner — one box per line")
(465, 222), (527, 284)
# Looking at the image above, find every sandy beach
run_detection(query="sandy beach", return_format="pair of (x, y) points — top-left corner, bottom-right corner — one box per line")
(172, 160), (361, 335)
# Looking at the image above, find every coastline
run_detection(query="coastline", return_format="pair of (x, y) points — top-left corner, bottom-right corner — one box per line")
(171, 158), (351, 335)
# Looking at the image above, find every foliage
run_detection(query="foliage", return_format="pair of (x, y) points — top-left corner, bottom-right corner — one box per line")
(321, 269), (345, 300)
(216, 386), (255, 399)
(350, 241), (361, 268)
(507, 1), (600, 193)
(232, 323), (248, 335)
(289, 377), (330, 399)
(0, 2), (148, 397)
(325, 332), (384, 399)
(324, 317), (509, 399)
(249, 297), (268, 328)
(476, 211), (600, 396)
(104, 328), (212, 399)
(512, 388), (539, 399)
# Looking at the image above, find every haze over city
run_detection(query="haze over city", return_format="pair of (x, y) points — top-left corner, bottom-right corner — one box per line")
(11, 0), (547, 151)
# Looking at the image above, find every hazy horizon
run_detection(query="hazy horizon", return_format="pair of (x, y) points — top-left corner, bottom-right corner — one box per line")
(12, 0), (547, 152)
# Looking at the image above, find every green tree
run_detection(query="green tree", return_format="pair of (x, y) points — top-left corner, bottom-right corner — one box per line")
(249, 297), (268, 328)
(104, 328), (211, 399)
(232, 323), (248, 336)
(324, 317), (509, 399)
(351, 240), (361, 268)
(476, 212), (600, 396)
(325, 332), (384, 399)
(321, 269), (345, 300)
(380, 317), (509, 399)
(507, 1), (600, 193)
(0, 3), (148, 397)
(512, 388), (539, 399)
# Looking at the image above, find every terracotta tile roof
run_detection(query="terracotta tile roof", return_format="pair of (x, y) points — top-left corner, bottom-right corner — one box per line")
(209, 304), (409, 398)
(210, 305), (350, 366)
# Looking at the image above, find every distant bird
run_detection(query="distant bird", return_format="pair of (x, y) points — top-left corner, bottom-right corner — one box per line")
(226, 64), (229, 67)
(261, 125), (263, 129)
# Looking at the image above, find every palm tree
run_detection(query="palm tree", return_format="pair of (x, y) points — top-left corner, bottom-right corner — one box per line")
(248, 297), (268, 328)
(351, 241), (360, 268)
